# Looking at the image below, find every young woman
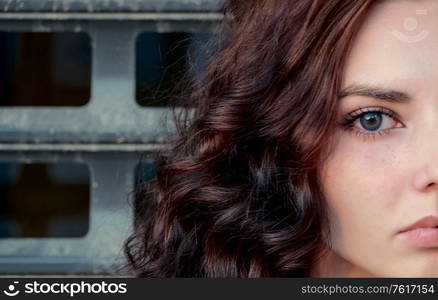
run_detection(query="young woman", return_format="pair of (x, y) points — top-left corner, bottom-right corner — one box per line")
(124, 0), (438, 277)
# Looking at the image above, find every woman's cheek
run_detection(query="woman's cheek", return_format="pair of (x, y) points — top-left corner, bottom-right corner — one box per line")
(327, 134), (404, 201)
(346, 138), (406, 209)
(322, 136), (404, 235)
(323, 137), (386, 199)
(321, 138), (404, 266)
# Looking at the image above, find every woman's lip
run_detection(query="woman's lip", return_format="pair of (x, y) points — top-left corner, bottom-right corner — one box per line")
(399, 215), (438, 233)
(398, 227), (438, 248)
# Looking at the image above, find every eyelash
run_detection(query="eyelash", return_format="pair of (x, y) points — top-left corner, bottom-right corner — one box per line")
(340, 106), (403, 142)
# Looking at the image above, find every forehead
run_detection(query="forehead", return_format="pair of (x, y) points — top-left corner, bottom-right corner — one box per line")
(342, 0), (438, 92)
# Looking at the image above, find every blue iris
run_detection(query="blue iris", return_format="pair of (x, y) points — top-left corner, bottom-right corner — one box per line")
(359, 112), (382, 131)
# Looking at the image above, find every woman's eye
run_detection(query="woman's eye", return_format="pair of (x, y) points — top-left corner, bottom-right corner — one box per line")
(340, 108), (404, 141)
(354, 112), (399, 132)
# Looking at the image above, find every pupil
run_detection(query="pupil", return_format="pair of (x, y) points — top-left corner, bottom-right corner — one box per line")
(360, 113), (382, 131)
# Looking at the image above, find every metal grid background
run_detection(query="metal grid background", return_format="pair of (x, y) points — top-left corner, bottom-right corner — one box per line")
(0, 0), (222, 275)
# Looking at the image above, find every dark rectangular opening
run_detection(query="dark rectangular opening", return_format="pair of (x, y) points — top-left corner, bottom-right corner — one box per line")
(135, 162), (156, 184)
(0, 32), (92, 106)
(133, 162), (156, 221)
(136, 32), (211, 107)
(0, 162), (90, 238)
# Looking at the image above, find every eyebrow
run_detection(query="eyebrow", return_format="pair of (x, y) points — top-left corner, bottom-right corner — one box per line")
(339, 83), (411, 103)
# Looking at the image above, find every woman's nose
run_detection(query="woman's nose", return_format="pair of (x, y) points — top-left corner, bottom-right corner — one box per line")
(410, 119), (438, 192)
(412, 164), (438, 192)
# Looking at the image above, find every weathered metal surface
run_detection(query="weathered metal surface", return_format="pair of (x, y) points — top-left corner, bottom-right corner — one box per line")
(0, 21), (209, 144)
(0, 143), (164, 152)
(0, 0), (218, 274)
(0, 12), (224, 21)
(0, 151), (151, 274)
(0, 0), (224, 12)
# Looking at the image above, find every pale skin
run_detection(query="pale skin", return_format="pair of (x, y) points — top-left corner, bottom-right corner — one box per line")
(311, 0), (438, 277)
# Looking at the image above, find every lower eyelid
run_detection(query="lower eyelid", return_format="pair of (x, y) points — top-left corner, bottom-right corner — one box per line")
(351, 127), (392, 141)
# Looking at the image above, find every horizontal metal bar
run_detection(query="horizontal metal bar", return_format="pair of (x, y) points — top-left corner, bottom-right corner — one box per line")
(0, 107), (178, 143)
(0, 0), (223, 13)
(0, 275), (130, 277)
(0, 257), (119, 274)
(0, 143), (165, 152)
(0, 12), (224, 21)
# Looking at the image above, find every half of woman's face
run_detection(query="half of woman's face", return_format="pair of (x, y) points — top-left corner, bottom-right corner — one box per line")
(320, 0), (438, 277)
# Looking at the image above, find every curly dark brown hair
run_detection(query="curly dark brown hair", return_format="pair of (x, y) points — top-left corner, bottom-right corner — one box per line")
(124, 0), (378, 277)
